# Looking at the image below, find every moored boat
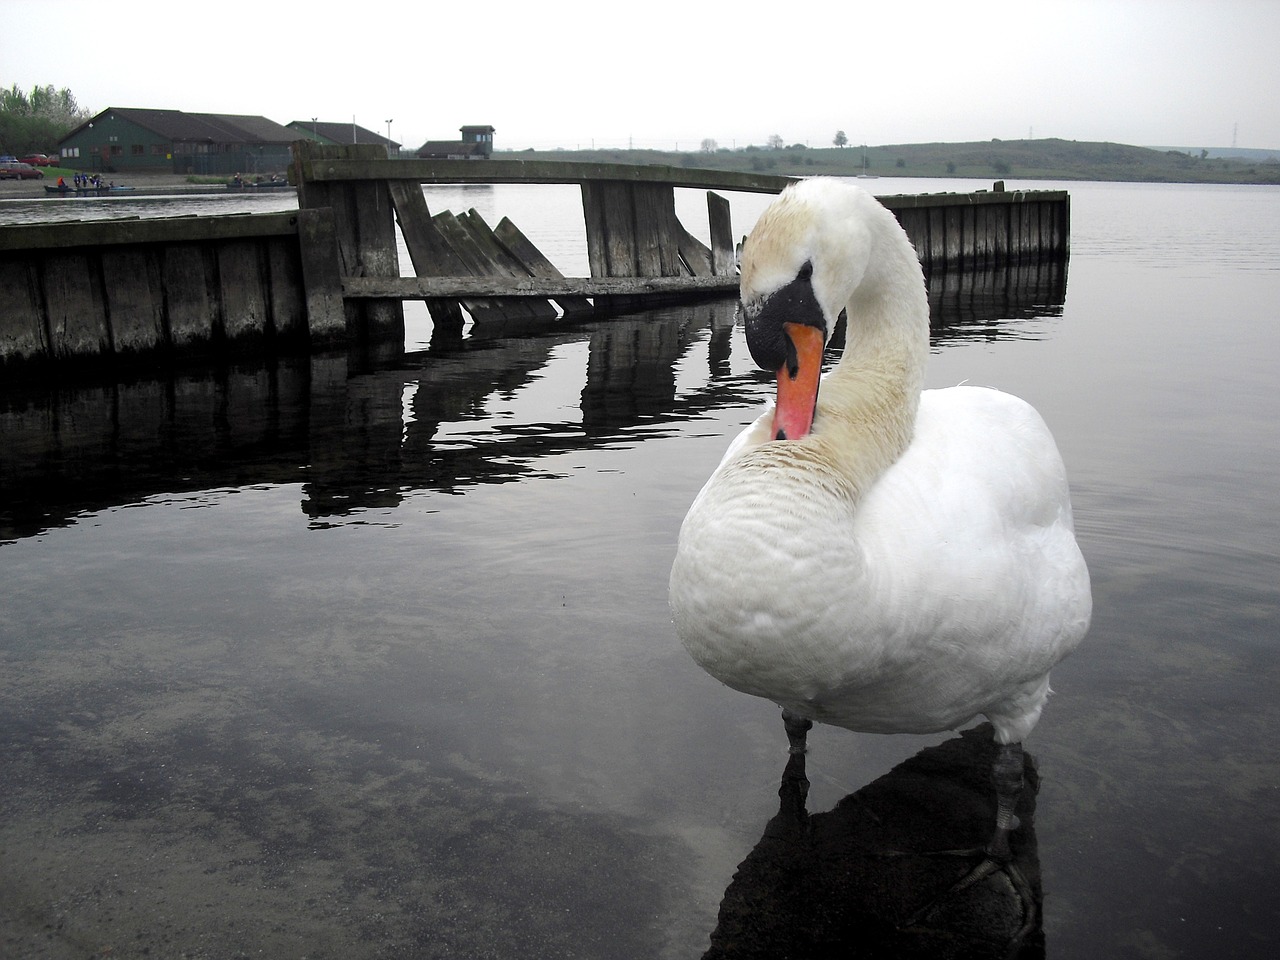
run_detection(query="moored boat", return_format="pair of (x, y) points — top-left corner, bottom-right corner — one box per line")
(44, 184), (136, 197)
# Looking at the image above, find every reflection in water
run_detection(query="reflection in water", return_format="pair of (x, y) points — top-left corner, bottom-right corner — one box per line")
(0, 301), (752, 541)
(704, 726), (1043, 960)
(1, 360), (321, 542)
(926, 257), (1068, 342)
(1, 256), (1066, 545)
(580, 300), (739, 435)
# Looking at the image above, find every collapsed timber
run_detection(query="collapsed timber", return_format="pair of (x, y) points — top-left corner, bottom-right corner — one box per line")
(0, 144), (1069, 374)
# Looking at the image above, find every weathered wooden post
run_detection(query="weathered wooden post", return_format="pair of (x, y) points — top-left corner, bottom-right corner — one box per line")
(294, 207), (347, 347)
(580, 178), (724, 310)
(707, 192), (735, 277)
(292, 140), (403, 352)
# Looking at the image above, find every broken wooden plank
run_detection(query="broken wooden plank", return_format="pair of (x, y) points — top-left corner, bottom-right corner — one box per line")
(458, 210), (559, 320)
(492, 218), (594, 317)
(386, 180), (467, 332)
(676, 226), (715, 278)
(433, 211), (544, 324)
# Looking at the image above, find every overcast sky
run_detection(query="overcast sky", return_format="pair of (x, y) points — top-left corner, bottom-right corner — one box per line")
(5, 0), (1278, 151)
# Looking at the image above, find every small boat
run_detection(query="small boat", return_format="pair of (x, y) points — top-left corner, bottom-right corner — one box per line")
(45, 184), (135, 197)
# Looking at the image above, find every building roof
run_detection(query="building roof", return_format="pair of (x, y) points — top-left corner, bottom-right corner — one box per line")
(288, 120), (399, 149)
(66, 108), (298, 144)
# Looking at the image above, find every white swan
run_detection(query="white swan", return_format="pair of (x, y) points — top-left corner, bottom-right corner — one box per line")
(669, 177), (1091, 857)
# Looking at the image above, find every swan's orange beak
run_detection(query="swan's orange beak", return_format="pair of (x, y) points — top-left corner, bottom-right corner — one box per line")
(772, 322), (824, 440)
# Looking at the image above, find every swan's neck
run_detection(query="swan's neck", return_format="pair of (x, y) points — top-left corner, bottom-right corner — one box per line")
(723, 314), (925, 514)
(721, 189), (931, 507)
(802, 251), (930, 497)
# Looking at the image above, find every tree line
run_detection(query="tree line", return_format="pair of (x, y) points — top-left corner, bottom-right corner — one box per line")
(0, 83), (91, 156)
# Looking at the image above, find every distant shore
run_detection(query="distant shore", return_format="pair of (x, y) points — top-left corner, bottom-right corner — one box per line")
(4, 135), (1277, 205)
(0, 171), (291, 200)
(509, 138), (1280, 185)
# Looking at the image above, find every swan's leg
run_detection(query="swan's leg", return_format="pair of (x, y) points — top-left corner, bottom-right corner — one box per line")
(781, 709), (812, 755)
(985, 741), (1024, 860)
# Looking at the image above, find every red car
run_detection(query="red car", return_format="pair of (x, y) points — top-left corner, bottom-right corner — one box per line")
(20, 153), (56, 166)
(0, 161), (45, 180)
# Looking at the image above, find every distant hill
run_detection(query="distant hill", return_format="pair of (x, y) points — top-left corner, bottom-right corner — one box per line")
(504, 138), (1280, 184)
(1150, 145), (1280, 162)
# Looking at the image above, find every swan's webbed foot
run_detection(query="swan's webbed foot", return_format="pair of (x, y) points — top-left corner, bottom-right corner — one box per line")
(781, 709), (813, 755)
(896, 741), (1036, 944)
(899, 853), (1038, 954)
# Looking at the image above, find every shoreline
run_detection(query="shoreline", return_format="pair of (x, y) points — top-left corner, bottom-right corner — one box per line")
(0, 172), (294, 200)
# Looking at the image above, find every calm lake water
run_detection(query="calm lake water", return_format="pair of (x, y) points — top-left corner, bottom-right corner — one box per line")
(1, 177), (1278, 958)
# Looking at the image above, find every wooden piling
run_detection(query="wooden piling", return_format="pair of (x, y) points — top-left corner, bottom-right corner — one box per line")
(294, 207), (347, 347)
(160, 242), (216, 351)
(0, 258), (44, 362)
(1, 153), (1070, 375)
(44, 251), (110, 358)
(708, 192), (735, 277)
(293, 140), (403, 346)
(101, 248), (165, 354)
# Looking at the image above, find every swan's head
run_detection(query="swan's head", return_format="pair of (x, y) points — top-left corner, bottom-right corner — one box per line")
(740, 179), (881, 441)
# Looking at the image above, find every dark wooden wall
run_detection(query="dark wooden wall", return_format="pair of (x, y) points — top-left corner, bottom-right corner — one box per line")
(0, 211), (343, 371)
(883, 188), (1069, 269)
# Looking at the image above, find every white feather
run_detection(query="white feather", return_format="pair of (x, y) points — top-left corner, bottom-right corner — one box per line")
(669, 178), (1091, 746)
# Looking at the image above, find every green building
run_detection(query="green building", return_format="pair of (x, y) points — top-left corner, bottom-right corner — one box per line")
(58, 108), (297, 175)
(286, 120), (401, 156)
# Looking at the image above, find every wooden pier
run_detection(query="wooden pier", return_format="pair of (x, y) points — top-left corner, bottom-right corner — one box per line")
(0, 145), (1069, 373)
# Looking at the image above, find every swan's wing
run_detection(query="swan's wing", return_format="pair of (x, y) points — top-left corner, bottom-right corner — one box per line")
(857, 385), (1092, 664)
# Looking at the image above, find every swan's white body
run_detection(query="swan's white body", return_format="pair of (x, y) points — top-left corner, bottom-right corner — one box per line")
(669, 178), (1090, 748)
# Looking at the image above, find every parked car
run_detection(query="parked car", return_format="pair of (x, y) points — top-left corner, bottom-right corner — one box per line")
(19, 153), (56, 166)
(0, 161), (45, 180)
